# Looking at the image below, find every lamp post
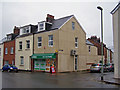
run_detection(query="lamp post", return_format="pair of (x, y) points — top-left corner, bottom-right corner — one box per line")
(97, 6), (104, 81)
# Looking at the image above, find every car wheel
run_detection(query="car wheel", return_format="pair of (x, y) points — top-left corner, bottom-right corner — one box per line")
(8, 69), (11, 72)
(2, 69), (4, 72)
(90, 70), (93, 73)
(16, 70), (18, 73)
(99, 69), (101, 73)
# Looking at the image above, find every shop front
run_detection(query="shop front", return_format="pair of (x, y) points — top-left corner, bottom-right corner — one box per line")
(31, 53), (57, 72)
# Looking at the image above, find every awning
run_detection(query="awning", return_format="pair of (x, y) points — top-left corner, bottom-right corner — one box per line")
(31, 53), (56, 59)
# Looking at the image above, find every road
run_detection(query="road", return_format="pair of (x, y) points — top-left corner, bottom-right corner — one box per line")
(2, 71), (120, 88)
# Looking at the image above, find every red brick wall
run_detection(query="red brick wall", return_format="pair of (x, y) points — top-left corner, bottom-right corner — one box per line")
(3, 40), (15, 65)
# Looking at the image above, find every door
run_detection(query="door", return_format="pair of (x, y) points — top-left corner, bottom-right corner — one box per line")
(39, 59), (46, 71)
(75, 55), (78, 70)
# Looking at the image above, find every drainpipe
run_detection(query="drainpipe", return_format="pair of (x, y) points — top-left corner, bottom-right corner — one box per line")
(31, 33), (34, 72)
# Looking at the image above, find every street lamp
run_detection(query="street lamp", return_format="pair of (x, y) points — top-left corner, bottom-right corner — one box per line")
(97, 6), (104, 81)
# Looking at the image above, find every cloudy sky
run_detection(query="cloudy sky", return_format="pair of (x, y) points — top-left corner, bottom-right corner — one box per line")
(0, 0), (119, 48)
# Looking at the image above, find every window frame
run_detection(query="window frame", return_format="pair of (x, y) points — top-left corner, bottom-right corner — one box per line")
(20, 56), (24, 65)
(26, 40), (30, 49)
(75, 37), (78, 48)
(48, 35), (53, 47)
(19, 41), (22, 50)
(38, 37), (42, 48)
(72, 22), (75, 30)
(5, 48), (8, 54)
(10, 47), (14, 54)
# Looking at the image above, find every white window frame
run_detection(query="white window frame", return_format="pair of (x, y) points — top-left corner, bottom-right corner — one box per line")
(20, 56), (24, 65)
(38, 22), (45, 32)
(38, 37), (42, 48)
(11, 47), (14, 54)
(72, 22), (75, 30)
(5, 48), (8, 54)
(48, 35), (53, 47)
(19, 41), (22, 50)
(26, 40), (30, 49)
(75, 37), (78, 48)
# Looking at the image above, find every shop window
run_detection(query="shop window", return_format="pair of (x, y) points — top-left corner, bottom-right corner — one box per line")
(19, 41), (22, 50)
(75, 37), (78, 48)
(26, 40), (30, 49)
(48, 35), (53, 47)
(38, 37), (42, 48)
(5, 48), (8, 54)
(20, 56), (24, 65)
(11, 47), (14, 54)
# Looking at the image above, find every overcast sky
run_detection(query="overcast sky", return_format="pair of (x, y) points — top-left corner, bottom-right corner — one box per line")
(0, 0), (119, 48)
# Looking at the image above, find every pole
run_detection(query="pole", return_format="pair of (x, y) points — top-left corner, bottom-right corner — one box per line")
(101, 9), (104, 81)
(97, 6), (104, 80)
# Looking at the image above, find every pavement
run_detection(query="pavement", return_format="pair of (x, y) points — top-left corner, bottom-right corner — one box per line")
(99, 72), (120, 85)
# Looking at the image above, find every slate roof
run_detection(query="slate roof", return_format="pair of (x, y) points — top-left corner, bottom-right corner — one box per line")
(17, 15), (74, 37)
(50, 15), (74, 30)
(86, 40), (94, 46)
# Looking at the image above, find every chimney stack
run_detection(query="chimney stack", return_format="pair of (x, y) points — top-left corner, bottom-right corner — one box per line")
(46, 14), (54, 23)
(13, 26), (20, 35)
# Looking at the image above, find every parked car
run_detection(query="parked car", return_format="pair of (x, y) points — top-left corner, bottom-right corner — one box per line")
(104, 63), (114, 72)
(2, 64), (18, 72)
(90, 63), (102, 72)
(90, 63), (109, 73)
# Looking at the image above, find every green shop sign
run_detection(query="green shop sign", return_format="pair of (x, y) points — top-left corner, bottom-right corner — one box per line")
(31, 53), (56, 59)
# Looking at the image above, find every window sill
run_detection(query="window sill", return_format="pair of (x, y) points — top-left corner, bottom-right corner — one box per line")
(18, 49), (22, 51)
(25, 48), (30, 50)
(20, 64), (24, 66)
(38, 46), (42, 48)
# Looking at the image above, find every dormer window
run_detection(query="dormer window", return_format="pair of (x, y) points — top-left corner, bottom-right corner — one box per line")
(38, 22), (45, 31)
(7, 35), (12, 41)
(20, 26), (31, 35)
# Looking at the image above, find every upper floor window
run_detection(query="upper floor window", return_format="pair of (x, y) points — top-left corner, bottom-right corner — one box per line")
(7, 35), (12, 41)
(26, 40), (30, 49)
(38, 37), (42, 48)
(38, 22), (45, 31)
(89, 46), (91, 53)
(5, 48), (8, 54)
(19, 42), (22, 50)
(11, 47), (14, 54)
(48, 35), (53, 47)
(21, 26), (30, 35)
(75, 37), (78, 48)
(72, 22), (75, 30)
